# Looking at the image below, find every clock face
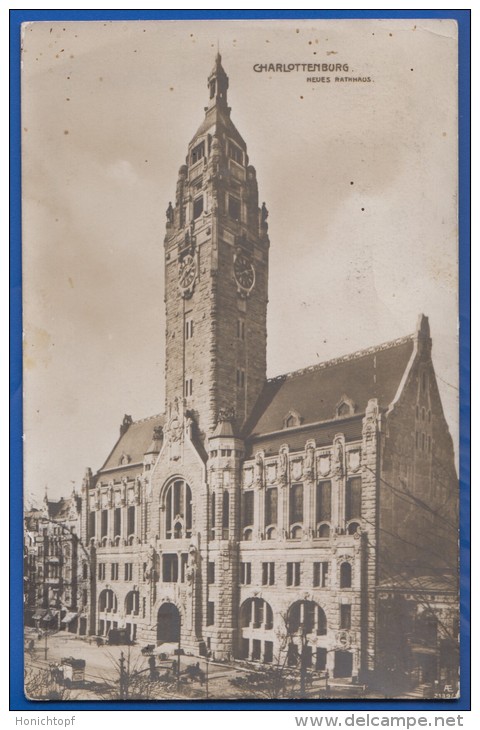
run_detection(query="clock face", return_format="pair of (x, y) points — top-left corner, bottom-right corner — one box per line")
(234, 254), (255, 292)
(178, 255), (196, 293)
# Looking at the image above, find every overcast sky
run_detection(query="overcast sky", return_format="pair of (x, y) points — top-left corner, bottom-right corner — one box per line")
(21, 18), (459, 503)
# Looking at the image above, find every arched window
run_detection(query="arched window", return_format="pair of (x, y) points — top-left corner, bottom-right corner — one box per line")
(165, 479), (192, 539)
(240, 598), (274, 631)
(347, 522), (360, 535)
(98, 589), (117, 613)
(340, 562), (352, 588)
(287, 600), (327, 636)
(125, 590), (140, 616)
(317, 523), (331, 538)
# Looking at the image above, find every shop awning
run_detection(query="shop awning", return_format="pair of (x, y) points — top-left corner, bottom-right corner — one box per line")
(61, 612), (78, 624)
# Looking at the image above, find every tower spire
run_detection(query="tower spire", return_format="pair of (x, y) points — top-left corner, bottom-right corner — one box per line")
(207, 51), (229, 108)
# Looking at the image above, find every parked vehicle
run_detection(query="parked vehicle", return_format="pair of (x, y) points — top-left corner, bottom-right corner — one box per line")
(50, 657), (86, 688)
(107, 628), (131, 645)
(141, 644), (155, 656)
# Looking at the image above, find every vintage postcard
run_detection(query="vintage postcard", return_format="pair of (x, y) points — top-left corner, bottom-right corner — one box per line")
(21, 18), (460, 701)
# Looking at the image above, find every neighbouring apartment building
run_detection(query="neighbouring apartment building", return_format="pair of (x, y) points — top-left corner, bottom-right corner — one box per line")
(26, 55), (459, 687)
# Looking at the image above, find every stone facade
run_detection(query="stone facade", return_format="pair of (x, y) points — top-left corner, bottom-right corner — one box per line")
(29, 55), (458, 688)
(24, 491), (87, 635)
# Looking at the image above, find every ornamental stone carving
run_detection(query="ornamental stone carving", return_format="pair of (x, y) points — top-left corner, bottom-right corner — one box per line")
(304, 440), (316, 480)
(334, 435), (345, 476)
(278, 445), (289, 486)
(254, 451), (264, 489)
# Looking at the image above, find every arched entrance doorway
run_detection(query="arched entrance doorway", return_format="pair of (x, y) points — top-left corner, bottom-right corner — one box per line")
(157, 603), (180, 644)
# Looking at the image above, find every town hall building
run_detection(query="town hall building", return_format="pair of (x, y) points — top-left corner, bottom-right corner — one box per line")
(31, 55), (458, 688)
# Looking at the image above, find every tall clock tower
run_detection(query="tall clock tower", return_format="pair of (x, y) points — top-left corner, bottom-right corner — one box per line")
(164, 54), (269, 441)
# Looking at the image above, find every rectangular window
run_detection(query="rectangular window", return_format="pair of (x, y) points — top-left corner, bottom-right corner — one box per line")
(236, 368), (245, 388)
(345, 477), (362, 521)
(82, 589), (88, 605)
(313, 561), (329, 588)
(191, 142), (205, 164)
(237, 319), (245, 340)
(316, 481), (332, 524)
(98, 563), (106, 581)
(264, 641), (273, 664)
(290, 484), (304, 525)
(185, 378), (193, 397)
(114, 508), (121, 538)
(262, 562), (275, 586)
(228, 195), (241, 221)
(101, 510), (108, 538)
(208, 561), (215, 585)
(111, 563), (119, 581)
(207, 601), (215, 626)
(88, 511), (96, 539)
(286, 562), (301, 587)
(265, 487), (278, 527)
(162, 554), (179, 583)
(124, 563), (133, 581)
(229, 142), (243, 164)
(180, 553), (188, 583)
(127, 506), (135, 537)
(240, 562), (251, 585)
(242, 491), (254, 528)
(340, 604), (352, 630)
(193, 196), (204, 219)
(185, 318), (194, 340)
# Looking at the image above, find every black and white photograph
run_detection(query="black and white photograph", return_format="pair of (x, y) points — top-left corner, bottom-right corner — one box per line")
(21, 18), (459, 701)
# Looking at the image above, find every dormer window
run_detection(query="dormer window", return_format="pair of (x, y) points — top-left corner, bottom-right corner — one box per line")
(191, 142), (205, 165)
(283, 410), (302, 429)
(335, 395), (356, 419)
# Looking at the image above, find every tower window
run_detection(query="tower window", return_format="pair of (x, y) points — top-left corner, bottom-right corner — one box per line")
(185, 378), (193, 397)
(191, 142), (205, 165)
(340, 604), (352, 630)
(207, 561), (215, 585)
(185, 318), (194, 340)
(229, 142), (243, 164)
(207, 601), (215, 626)
(228, 195), (241, 221)
(165, 479), (192, 539)
(237, 319), (245, 340)
(193, 196), (204, 219)
(236, 368), (245, 388)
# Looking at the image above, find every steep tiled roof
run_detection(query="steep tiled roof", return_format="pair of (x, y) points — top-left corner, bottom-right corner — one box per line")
(99, 414), (165, 473)
(246, 335), (414, 439)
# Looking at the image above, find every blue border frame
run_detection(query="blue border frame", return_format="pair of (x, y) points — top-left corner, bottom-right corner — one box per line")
(10, 8), (471, 712)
